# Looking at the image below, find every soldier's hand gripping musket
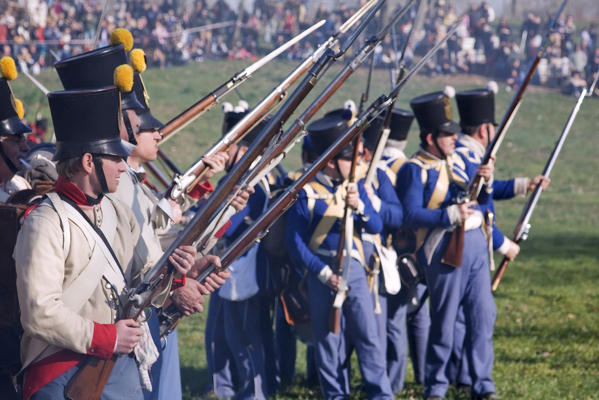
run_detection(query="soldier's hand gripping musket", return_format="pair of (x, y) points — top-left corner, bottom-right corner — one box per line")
(491, 71), (598, 291)
(442, 0), (569, 268)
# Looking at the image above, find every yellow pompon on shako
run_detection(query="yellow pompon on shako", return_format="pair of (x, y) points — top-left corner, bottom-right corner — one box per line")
(110, 28), (134, 52)
(14, 98), (24, 119)
(114, 64), (134, 93)
(0, 56), (18, 80)
(129, 48), (146, 73)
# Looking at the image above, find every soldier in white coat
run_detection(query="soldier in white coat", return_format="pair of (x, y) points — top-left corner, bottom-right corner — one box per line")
(14, 86), (196, 400)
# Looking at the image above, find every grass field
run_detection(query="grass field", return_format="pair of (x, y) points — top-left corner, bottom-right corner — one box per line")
(13, 58), (599, 399)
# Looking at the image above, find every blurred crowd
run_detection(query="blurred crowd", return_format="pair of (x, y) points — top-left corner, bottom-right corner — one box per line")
(1, 0), (598, 96)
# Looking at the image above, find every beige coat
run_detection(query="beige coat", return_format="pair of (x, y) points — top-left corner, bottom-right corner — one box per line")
(114, 168), (170, 271)
(14, 195), (141, 367)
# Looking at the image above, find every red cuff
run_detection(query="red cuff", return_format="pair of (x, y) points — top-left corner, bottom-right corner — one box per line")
(172, 274), (186, 289)
(215, 220), (232, 239)
(187, 179), (214, 199)
(88, 322), (117, 359)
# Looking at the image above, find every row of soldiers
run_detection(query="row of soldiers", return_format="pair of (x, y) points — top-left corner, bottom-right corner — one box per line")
(203, 85), (550, 399)
(0, 27), (550, 400)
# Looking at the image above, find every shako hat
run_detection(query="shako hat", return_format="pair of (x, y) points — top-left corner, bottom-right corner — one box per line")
(49, 86), (129, 161)
(221, 101), (250, 136)
(238, 115), (273, 146)
(455, 81), (498, 129)
(54, 44), (144, 111)
(308, 109), (354, 159)
(0, 56), (31, 136)
(410, 87), (460, 142)
(363, 108), (414, 151)
(132, 72), (163, 131)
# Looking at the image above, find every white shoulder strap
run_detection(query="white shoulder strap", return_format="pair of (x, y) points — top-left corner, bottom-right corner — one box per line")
(45, 193), (71, 255)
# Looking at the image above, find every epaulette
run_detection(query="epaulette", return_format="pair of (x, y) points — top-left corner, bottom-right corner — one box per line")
(456, 146), (481, 164)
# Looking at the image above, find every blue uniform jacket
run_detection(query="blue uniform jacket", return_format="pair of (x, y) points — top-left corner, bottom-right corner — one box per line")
(285, 177), (383, 276)
(397, 150), (487, 232)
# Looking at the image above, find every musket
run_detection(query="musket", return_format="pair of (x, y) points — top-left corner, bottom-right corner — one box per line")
(157, 19), (326, 145)
(94, 0), (111, 48)
(189, 0), (416, 250)
(64, 5), (381, 398)
(491, 72), (598, 292)
(329, 115), (362, 333)
(159, 91), (399, 337)
(162, 1), (379, 202)
(441, 0), (568, 268)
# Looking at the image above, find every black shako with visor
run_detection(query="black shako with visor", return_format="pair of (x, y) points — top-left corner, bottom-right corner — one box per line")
(49, 86), (129, 195)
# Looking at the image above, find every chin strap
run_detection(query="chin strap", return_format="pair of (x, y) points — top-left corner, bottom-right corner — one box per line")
(92, 155), (109, 197)
(333, 158), (345, 186)
(123, 111), (137, 145)
(225, 146), (242, 173)
(0, 139), (19, 175)
(433, 136), (447, 160)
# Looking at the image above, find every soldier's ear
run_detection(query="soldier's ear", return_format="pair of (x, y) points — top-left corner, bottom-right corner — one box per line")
(425, 132), (435, 147)
(81, 153), (94, 174)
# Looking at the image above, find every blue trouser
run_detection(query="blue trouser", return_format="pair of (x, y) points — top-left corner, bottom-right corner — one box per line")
(306, 257), (393, 400)
(386, 288), (408, 393)
(32, 354), (142, 400)
(422, 229), (496, 398)
(363, 241), (392, 390)
(257, 295), (278, 395)
(447, 306), (471, 386)
(205, 291), (236, 397)
(144, 307), (181, 400)
(222, 294), (268, 400)
(407, 283), (430, 385)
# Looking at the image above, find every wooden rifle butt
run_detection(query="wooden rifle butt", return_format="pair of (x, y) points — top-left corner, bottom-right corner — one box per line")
(441, 224), (465, 268)
(65, 354), (118, 400)
(491, 256), (510, 292)
(329, 306), (341, 334)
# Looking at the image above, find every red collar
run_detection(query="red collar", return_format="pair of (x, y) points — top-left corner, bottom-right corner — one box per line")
(54, 176), (102, 206)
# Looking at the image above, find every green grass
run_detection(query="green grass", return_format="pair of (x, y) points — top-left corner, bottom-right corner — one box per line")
(12, 59), (599, 399)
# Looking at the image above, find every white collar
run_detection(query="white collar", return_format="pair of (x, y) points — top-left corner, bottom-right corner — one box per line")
(458, 134), (486, 158)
